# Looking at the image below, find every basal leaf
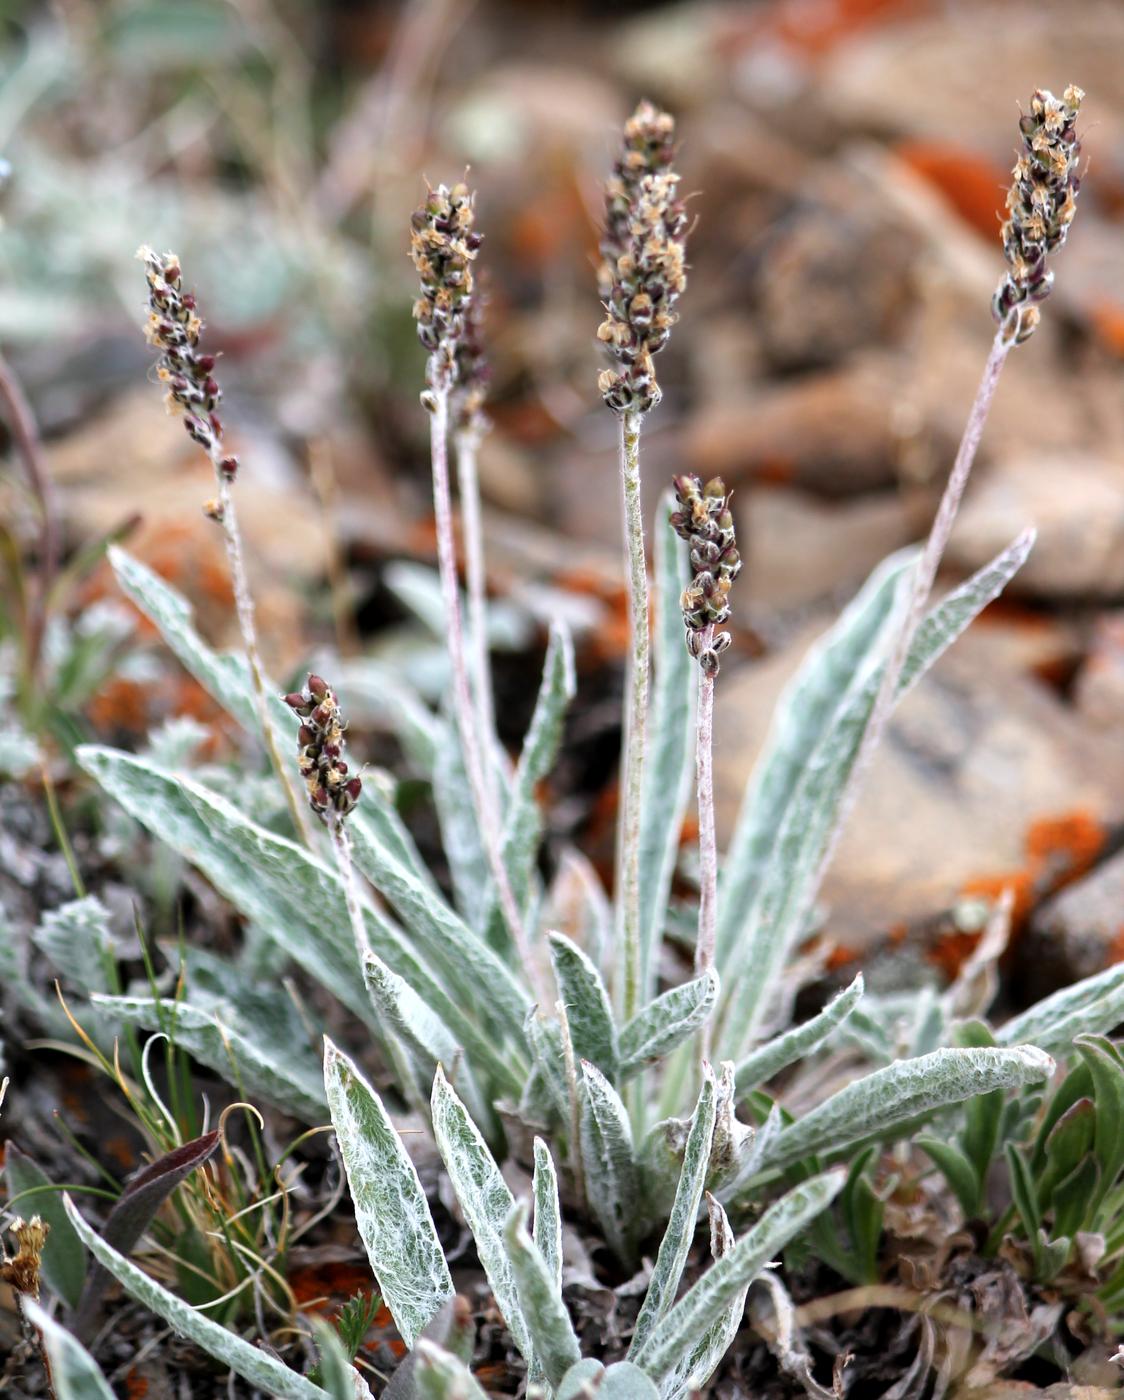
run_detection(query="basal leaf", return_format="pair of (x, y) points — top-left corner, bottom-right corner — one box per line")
(64, 1197), (328, 1398)
(629, 1067), (717, 1358)
(998, 963), (1124, 1056)
(3, 1143), (86, 1308)
(757, 1045), (1054, 1174)
(503, 1201), (582, 1389)
(619, 969), (719, 1081)
(634, 1172), (844, 1394)
(324, 1040), (453, 1348)
(734, 974), (863, 1096)
(719, 531), (1035, 1056)
(579, 1061), (641, 1262)
(549, 931), (618, 1083)
(532, 1137), (563, 1296)
(21, 1300), (115, 1400)
(94, 994), (325, 1120)
(430, 1067), (531, 1365)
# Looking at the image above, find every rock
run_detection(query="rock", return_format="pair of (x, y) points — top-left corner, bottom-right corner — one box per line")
(750, 167), (919, 372)
(684, 351), (909, 496)
(741, 485), (917, 618)
(947, 454), (1124, 600)
(714, 612), (1124, 952)
(1074, 612), (1124, 731)
(1024, 848), (1124, 995)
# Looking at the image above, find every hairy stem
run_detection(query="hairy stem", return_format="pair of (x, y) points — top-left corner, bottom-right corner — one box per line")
(555, 999), (586, 1207)
(454, 423), (499, 803)
(817, 331), (1010, 891)
(0, 353), (58, 692)
(616, 408), (649, 1022)
(215, 476), (313, 847)
(429, 386), (546, 999)
(694, 628), (718, 1062)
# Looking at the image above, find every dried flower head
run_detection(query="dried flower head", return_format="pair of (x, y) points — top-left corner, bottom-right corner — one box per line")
(598, 101), (677, 303)
(410, 182), (483, 394)
(1, 1216), (49, 1299)
(598, 103), (687, 415)
(671, 474), (741, 677)
(993, 85), (1084, 345)
(136, 246), (239, 490)
(284, 674), (362, 820)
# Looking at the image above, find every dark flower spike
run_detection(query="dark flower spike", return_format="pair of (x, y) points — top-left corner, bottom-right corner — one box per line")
(992, 85), (1084, 345)
(410, 181), (482, 396)
(598, 103), (687, 415)
(286, 674), (362, 820)
(136, 246), (239, 488)
(671, 474), (741, 677)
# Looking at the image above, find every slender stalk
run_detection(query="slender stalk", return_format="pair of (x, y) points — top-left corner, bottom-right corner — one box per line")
(694, 627), (718, 1066)
(616, 408), (649, 1022)
(215, 477), (313, 848)
(429, 387), (547, 1000)
(817, 332), (1010, 891)
(0, 353), (58, 692)
(454, 422), (498, 803)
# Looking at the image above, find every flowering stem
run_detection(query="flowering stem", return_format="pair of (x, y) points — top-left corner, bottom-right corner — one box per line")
(694, 628), (718, 977)
(819, 331), (1010, 889)
(0, 353), (58, 696)
(616, 408), (648, 1022)
(429, 386), (546, 999)
(454, 423), (499, 802)
(216, 476), (313, 847)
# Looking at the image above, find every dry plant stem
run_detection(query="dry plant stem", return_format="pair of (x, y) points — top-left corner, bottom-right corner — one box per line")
(454, 423), (499, 799)
(215, 475), (313, 848)
(815, 331), (1010, 893)
(0, 353), (58, 687)
(694, 625), (718, 1061)
(429, 387), (545, 996)
(616, 407), (649, 1022)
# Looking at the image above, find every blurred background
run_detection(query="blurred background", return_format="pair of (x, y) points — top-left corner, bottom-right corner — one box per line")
(2, 0), (1123, 999)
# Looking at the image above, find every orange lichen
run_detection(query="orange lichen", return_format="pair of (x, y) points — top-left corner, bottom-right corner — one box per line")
(124, 1369), (149, 1399)
(895, 141), (1009, 239)
(943, 808), (1107, 977)
(824, 942), (861, 972)
(1088, 301), (1124, 359)
(1025, 809), (1104, 883)
(1108, 927), (1124, 965)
